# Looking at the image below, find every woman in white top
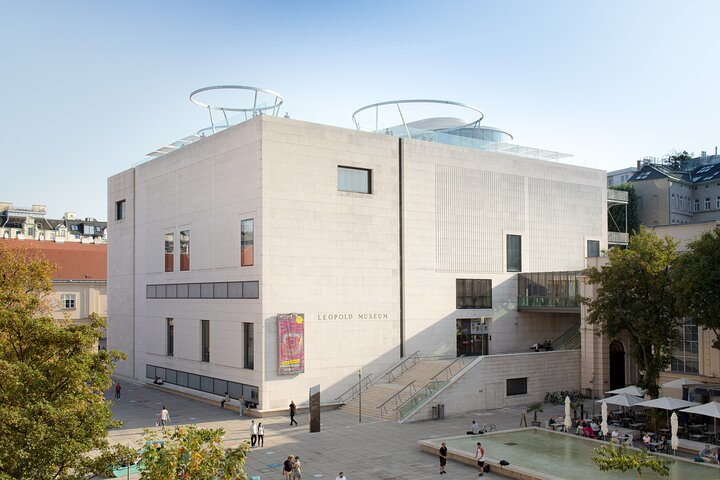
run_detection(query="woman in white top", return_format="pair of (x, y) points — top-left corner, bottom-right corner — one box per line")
(160, 406), (170, 428)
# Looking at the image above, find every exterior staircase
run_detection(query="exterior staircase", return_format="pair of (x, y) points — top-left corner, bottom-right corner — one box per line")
(551, 321), (581, 350)
(339, 358), (456, 421)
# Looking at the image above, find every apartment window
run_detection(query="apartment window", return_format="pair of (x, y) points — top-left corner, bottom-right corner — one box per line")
(115, 200), (126, 220)
(716, 196), (720, 209)
(671, 318), (699, 374)
(241, 219), (254, 266)
(456, 279), (492, 309)
(506, 234), (522, 272)
(180, 230), (190, 271)
(201, 320), (210, 362)
(587, 240), (600, 258)
(166, 318), (174, 356)
(338, 166), (371, 194)
(705, 197), (711, 210)
(507, 377), (528, 396)
(244, 322), (254, 369)
(61, 293), (76, 309)
(693, 199), (699, 212)
(164, 233), (174, 272)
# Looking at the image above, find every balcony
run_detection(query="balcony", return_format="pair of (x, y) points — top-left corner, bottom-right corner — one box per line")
(517, 271), (582, 313)
(607, 189), (629, 204)
(608, 231), (629, 246)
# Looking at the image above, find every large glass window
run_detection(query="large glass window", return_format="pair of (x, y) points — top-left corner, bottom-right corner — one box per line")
(671, 318), (699, 374)
(201, 320), (210, 362)
(165, 233), (174, 272)
(241, 219), (254, 266)
(338, 166), (371, 194)
(180, 230), (190, 271)
(587, 240), (600, 258)
(456, 279), (492, 309)
(506, 377), (528, 396)
(507, 234), (522, 272)
(115, 200), (126, 221)
(244, 322), (254, 369)
(166, 318), (174, 356)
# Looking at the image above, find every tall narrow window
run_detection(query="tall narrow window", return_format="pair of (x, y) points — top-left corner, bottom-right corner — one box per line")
(507, 234), (522, 272)
(338, 166), (371, 193)
(201, 320), (210, 362)
(115, 200), (126, 220)
(241, 219), (254, 266)
(164, 233), (174, 272)
(166, 318), (174, 356)
(694, 199), (700, 212)
(705, 197), (711, 210)
(180, 230), (190, 271)
(587, 240), (600, 258)
(244, 322), (254, 369)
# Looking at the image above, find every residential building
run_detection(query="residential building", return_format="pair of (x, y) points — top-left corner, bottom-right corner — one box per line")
(607, 167), (636, 187)
(0, 238), (108, 348)
(0, 202), (107, 243)
(108, 92), (609, 412)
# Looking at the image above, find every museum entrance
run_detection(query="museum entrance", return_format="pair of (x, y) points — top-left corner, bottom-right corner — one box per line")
(609, 340), (626, 391)
(456, 318), (489, 356)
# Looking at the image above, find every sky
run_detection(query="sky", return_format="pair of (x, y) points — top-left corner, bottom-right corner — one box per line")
(1, 0), (719, 220)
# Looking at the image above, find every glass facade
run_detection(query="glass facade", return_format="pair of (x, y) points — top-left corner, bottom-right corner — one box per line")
(517, 271), (581, 310)
(671, 318), (699, 374)
(146, 281), (259, 299)
(146, 364), (258, 403)
(338, 166), (371, 193)
(456, 279), (492, 309)
(241, 219), (254, 266)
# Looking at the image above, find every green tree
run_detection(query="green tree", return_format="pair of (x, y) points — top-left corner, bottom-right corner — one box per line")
(667, 150), (692, 170)
(583, 227), (680, 397)
(0, 242), (124, 479)
(608, 183), (640, 235)
(592, 444), (672, 479)
(674, 226), (720, 349)
(140, 426), (249, 480)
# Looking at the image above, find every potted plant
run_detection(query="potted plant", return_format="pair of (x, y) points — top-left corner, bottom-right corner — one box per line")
(527, 402), (544, 427)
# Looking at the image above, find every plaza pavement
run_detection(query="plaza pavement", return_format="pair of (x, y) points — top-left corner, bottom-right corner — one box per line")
(107, 379), (575, 479)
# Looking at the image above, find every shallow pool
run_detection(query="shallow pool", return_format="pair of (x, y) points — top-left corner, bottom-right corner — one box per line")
(427, 429), (719, 480)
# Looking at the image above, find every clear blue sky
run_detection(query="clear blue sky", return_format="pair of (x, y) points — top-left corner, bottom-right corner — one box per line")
(2, 1), (719, 220)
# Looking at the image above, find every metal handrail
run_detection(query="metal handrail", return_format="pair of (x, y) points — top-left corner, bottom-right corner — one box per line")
(380, 351), (421, 383)
(395, 380), (444, 418)
(334, 374), (373, 403)
(376, 381), (417, 418)
(429, 355), (468, 384)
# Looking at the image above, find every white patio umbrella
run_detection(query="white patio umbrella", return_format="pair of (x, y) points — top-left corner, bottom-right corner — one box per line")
(680, 401), (720, 444)
(596, 393), (645, 408)
(605, 386), (646, 397)
(670, 412), (679, 453)
(601, 402), (609, 436)
(564, 396), (572, 431)
(636, 397), (697, 430)
(661, 378), (703, 389)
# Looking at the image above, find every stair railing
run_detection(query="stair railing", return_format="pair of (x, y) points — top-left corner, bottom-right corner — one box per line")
(334, 374), (374, 403)
(428, 355), (469, 384)
(551, 321), (581, 350)
(381, 351), (421, 383)
(376, 381), (417, 419)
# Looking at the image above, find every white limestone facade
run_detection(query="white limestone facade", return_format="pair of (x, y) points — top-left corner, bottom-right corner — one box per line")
(108, 115), (607, 410)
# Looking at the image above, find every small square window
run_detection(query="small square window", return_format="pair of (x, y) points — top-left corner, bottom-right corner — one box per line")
(587, 240), (600, 258)
(506, 377), (527, 396)
(61, 293), (76, 309)
(338, 166), (371, 194)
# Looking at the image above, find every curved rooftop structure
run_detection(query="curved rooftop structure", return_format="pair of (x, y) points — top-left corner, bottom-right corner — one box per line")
(352, 99), (513, 148)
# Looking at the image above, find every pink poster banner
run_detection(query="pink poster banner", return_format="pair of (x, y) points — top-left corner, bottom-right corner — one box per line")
(278, 313), (304, 375)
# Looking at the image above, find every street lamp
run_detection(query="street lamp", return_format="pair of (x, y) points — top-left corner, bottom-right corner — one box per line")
(358, 368), (362, 423)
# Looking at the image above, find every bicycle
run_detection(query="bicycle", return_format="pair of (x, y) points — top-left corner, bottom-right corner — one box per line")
(480, 423), (497, 433)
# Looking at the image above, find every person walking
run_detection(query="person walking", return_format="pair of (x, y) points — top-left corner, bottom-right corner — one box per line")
(439, 442), (447, 474)
(334, 472), (347, 480)
(239, 394), (245, 416)
(115, 382), (122, 400)
(475, 442), (485, 476)
(250, 420), (257, 447)
(289, 400), (298, 426)
(221, 392), (229, 409)
(160, 406), (170, 429)
(293, 456), (302, 480)
(283, 455), (294, 479)
(257, 422), (265, 447)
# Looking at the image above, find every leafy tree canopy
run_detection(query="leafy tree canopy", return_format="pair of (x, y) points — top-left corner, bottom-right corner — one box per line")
(583, 227), (680, 397)
(0, 242), (124, 479)
(593, 444), (672, 479)
(674, 226), (720, 349)
(139, 426), (249, 480)
(608, 183), (640, 234)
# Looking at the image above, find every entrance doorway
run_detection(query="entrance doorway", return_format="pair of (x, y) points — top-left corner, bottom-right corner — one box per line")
(609, 340), (626, 391)
(456, 318), (489, 356)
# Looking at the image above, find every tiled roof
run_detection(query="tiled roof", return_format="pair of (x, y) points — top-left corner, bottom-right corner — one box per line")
(0, 239), (106, 281)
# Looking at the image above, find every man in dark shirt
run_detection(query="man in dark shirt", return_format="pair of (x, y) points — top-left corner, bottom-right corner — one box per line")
(439, 442), (448, 474)
(283, 455), (293, 479)
(289, 400), (298, 426)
